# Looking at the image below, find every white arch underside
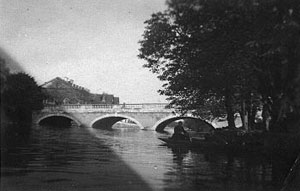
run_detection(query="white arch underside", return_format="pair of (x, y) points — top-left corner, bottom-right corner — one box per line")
(90, 114), (144, 129)
(153, 115), (213, 131)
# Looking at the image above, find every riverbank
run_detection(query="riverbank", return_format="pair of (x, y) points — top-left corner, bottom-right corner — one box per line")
(216, 132), (300, 188)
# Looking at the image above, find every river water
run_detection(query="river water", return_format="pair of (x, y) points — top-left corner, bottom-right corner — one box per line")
(1, 124), (285, 191)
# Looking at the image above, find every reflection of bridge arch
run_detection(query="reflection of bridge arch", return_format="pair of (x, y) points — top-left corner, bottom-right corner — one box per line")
(154, 116), (214, 132)
(37, 113), (82, 126)
(90, 114), (144, 129)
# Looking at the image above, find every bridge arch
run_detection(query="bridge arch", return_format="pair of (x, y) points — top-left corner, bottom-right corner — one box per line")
(154, 116), (215, 132)
(90, 114), (144, 129)
(37, 114), (82, 126)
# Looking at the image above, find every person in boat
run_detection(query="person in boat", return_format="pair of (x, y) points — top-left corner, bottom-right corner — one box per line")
(171, 121), (190, 140)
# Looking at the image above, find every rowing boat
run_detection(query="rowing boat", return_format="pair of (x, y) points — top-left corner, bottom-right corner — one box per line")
(158, 137), (192, 147)
(158, 137), (221, 148)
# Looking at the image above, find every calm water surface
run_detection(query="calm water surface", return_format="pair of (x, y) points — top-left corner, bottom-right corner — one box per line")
(1, 125), (281, 191)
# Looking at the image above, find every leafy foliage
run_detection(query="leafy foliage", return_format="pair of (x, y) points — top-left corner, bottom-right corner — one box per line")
(0, 57), (10, 94)
(2, 73), (45, 123)
(139, 0), (300, 131)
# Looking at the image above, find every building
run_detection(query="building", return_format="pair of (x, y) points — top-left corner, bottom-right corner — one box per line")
(41, 77), (119, 105)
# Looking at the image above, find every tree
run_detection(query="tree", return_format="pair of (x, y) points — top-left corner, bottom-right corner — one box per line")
(244, 0), (300, 132)
(139, 0), (300, 132)
(2, 73), (45, 124)
(139, 0), (255, 128)
(0, 57), (10, 94)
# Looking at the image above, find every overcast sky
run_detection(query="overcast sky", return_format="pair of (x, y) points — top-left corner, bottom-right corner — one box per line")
(0, 0), (168, 103)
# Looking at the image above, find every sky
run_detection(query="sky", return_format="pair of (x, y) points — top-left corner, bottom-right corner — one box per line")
(0, 0), (168, 103)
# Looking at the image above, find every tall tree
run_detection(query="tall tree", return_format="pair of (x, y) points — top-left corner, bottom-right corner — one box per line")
(139, 0), (255, 128)
(250, 0), (300, 132)
(139, 0), (300, 132)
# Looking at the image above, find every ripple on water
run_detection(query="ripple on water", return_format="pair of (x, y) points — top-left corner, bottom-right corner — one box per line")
(1, 126), (281, 191)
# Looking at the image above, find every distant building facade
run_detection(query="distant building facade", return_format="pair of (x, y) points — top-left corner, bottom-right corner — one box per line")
(41, 77), (119, 105)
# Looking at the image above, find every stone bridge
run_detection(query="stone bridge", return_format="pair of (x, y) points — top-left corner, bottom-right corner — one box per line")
(33, 103), (214, 131)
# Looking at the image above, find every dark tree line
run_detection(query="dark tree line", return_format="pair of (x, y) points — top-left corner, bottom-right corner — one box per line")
(1, 58), (44, 126)
(139, 0), (300, 132)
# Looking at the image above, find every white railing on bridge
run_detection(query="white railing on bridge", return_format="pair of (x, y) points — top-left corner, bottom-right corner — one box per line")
(42, 103), (171, 112)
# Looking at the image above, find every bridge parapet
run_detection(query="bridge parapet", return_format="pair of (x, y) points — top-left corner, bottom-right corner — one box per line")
(42, 103), (173, 113)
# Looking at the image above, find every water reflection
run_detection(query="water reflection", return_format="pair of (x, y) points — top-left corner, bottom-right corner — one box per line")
(90, 127), (283, 191)
(1, 124), (33, 176)
(1, 124), (295, 191)
(1, 125), (152, 191)
(159, 147), (275, 191)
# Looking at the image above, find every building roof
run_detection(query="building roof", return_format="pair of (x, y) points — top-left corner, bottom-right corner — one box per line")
(41, 77), (119, 104)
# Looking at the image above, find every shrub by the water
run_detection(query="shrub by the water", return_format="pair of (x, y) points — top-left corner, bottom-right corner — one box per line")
(2, 73), (44, 125)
